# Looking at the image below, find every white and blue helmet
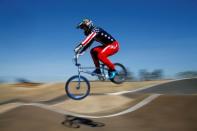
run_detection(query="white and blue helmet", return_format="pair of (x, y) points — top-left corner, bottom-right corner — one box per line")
(76, 18), (93, 29)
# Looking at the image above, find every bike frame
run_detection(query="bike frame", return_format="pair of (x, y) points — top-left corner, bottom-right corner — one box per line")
(73, 53), (109, 80)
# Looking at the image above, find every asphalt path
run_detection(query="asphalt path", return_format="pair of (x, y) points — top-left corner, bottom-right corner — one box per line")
(136, 78), (197, 94)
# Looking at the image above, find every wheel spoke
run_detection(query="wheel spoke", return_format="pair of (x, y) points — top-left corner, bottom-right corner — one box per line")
(65, 76), (90, 100)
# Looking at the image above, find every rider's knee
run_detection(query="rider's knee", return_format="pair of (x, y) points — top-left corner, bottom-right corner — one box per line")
(97, 53), (105, 60)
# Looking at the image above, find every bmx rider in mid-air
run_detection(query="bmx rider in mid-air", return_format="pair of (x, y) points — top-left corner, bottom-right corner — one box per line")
(74, 18), (120, 79)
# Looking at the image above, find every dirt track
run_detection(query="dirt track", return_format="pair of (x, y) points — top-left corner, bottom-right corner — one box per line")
(0, 80), (167, 104)
(0, 95), (197, 131)
(0, 78), (197, 131)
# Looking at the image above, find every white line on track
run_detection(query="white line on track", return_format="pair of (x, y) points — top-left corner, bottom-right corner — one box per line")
(105, 78), (196, 95)
(105, 83), (166, 95)
(0, 94), (161, 118)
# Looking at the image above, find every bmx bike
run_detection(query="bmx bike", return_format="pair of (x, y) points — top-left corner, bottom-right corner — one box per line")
(65, 53), (127, 100)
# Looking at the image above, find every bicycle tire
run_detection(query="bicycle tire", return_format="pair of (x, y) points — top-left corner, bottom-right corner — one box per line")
(110, 63), (127, 84)
(65, 75), (90, 100)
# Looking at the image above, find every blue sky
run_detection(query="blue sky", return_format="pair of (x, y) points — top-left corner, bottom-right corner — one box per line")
(0, 0), (197, 82)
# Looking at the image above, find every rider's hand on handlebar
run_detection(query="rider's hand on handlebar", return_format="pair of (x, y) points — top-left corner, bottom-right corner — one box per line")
(74, 43), (83, 54)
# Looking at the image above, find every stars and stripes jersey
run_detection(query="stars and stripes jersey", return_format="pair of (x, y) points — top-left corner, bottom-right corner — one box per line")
(81, 27), (116, 47)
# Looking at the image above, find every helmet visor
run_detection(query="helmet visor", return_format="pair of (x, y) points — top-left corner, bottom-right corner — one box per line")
(76, 22), (86, 29)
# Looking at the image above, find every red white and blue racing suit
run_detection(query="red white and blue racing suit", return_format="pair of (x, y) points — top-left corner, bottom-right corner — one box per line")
(80, 27), (119, 71)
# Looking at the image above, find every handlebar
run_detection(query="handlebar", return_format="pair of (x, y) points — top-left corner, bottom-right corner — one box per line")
(73, 52), (85, 66)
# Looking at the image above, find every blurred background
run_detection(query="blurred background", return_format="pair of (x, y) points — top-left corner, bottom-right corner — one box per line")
(0, 0), (197, 83)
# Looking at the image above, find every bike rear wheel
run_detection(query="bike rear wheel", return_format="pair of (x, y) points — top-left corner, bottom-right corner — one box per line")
(110, 63), (127, 84)
(65, 75), (90, 100)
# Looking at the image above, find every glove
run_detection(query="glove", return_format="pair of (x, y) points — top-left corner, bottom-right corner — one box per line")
(74, 44), (83, 54)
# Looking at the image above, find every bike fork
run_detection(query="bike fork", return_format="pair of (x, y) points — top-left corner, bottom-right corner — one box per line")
(77, 66), (81, 90)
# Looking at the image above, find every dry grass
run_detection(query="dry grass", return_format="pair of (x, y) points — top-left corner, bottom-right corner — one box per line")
(12, 82), (42, 87)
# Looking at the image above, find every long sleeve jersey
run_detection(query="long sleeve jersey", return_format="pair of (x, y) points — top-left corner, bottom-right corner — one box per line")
(81, 26), (116, 47)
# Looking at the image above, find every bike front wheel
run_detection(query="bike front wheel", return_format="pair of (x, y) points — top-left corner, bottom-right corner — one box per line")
(65, 75), (90, 100)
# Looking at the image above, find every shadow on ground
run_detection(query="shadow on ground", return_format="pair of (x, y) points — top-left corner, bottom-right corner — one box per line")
(62, 115), (105, 128)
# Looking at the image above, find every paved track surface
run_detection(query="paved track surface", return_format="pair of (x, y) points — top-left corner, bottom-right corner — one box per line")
(136, 78), (197, 94)
(0, 95), (197, 131)
(0, 78), (197, 131)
